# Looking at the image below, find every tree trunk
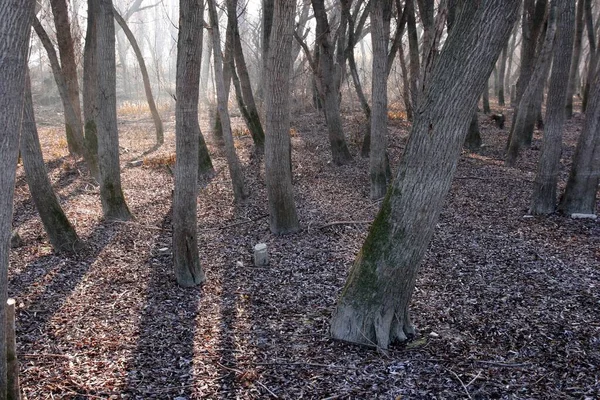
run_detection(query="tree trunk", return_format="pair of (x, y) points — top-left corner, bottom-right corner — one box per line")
(265, 0), (300, 235)
(173, 0), (206, 288)
(559, 67), (600, 215)
(0, 2), (35, 397)
(330, 0), (519, 349)
(464, 111), (482, 151)
(498, 44), (508, 106)
(208, 0), (246, 202)
(50, 0), (85, 155)
(406, 0), (420, 110)
(200, 30), (213, 106)
(566, 0), (585, 118)
(369, 0), (393, 200)
(506, 2), (557, 167)
(22, 72), (83, 253)
(581, 0), (596, 112)
(113, 8), (164, 146)
(530, 1), (575, 215)
(96, 0), (133, 221)
(483, 79), (491, 114)
(506, 24), (518, 106)
(311, 0), (352, 165)
(83, 0), (100, 176)
(32, 17), (100, 180)
(258, 0), (274, 104)
(398, 43), (413, 121)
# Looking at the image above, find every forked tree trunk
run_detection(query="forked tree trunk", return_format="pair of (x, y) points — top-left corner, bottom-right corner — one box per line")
(506, 2), (556, 167)
(530, 1), (575, 214)
(173, 0), (207, 288)
(22, 72), (82, 253)
(265, 0), (300, 235)
(50, 0), (85, 155)
(559, 67), (600, 215)
(113, 8), (164, 146)
(311, 0), (352, 165)
(208, 0), (246, 202)
(369, 0), (392, 200)
(566, 0), (585, 118)
(0, 2), (36, 397)
(96, 0), (133, 221)
(330, 0), (519, 349)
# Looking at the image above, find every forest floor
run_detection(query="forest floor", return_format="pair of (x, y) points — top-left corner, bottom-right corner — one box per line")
(9, 101), (600, 399)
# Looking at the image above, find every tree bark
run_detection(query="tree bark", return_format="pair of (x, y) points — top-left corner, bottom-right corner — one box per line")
(22, 71), (83, 253)
(530, 0), (575, 215)
(208, 0), (247, 202)
(482, 79), (491, 114)
(258, 0), (274, 104)
(265, 0), (300, 235)
(369, 0), (393, 200)
(330, 0), (520, 349)
(173, 0), (207, 288)
(566, 0), (585, 118)
(96, 0), (133, 221)
(83, 0), (100, 175)
(406, 0), (420, 110)
(50, 0), (85, 155)
(464, 111), (482, 151)
(0, 2), (35, 397)
(498, 44), (508, 106)
(311, 0), (353, 165)
(581, 0), (596, 112)
(506, 1), (557, 167)
(113, 8), (164, 146)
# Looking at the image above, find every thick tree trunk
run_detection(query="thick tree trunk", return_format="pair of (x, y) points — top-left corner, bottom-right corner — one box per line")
(566, 0), (585, 118)
(312, 0), (352, 165)
(208, 0), (246, 202)
(22, 72), (82, 253)
(50, 0), (85, 155)
(265, 0), (300, 235)
(173, 0), (206, 288)
(96, 0), (133, 221)
(464, 111), (482, 151)
(113, 8), (164, 146)
(559, 68), (600, 215)
(0, 2), (35, 397)
(369, 0), (393, 200)
(33, 17), (100, 180)
(530, 1), (575, 215)
(330, 0), (519, 349)
(506, 2), (557, 167)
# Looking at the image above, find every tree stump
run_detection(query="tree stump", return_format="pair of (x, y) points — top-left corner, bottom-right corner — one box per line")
(253, 243), (269, 266)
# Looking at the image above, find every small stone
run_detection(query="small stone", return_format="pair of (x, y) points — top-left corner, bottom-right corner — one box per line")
(158, 247), (169, 253)
(236, 260), (244, 268)
(429, 332), (439, 338)
(522, 214), (534, 219)
(253, 243), (269, 266)
(128, 160), (143, 167)
(570, 213), (597, 220)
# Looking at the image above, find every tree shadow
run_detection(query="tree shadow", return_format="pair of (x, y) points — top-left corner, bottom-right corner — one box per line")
(123, 211), (202, 398)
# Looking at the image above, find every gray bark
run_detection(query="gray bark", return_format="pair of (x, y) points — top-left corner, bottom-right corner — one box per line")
(96, 0), (133, 220)
(464, 111), (482, 151)
(530, 0), (575, 215)
(113, 8), (164, 146)
(498, 44), (508, 105)
(330, 0), (520, 349)
(173, 0), (207, 288)
(208, 0), (247, 202)
(406, 0), (420, 110)
(83, 0), (100, 177)
(566, 0), (585, 118)
(0, 2), (35, 397)
(483, 79), (491, 114)
(22, 72), (82, 253)
(265, 0), (300, 234)
(506, 1), (557, 167)
(581, 0), (596, 112)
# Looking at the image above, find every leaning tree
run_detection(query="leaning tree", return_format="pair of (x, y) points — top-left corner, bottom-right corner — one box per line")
(330, 0), (520, 349)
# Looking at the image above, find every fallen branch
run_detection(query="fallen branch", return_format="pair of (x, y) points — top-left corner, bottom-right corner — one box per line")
(446, 368), (472, 400)
(319, 220), (373, 229)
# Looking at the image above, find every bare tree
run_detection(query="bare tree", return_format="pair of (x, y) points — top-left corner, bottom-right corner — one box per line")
(330, 0), (520, 349)
(22, 72), (82, 253)
(0, 1), (36, 396)
(529, 0), (575, 215)
(96, 0), (133, 220)
(265, 0), (300, 234)
(173, 0), (207, 287)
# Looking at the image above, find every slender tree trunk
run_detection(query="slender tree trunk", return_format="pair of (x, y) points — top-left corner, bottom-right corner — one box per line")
(464, 111), (482, 151)
(559, 67), (600, 215)
(200, 31), (213, 106)
(22, 72), (83, 253)
(330, 0), (519, 349)
(406, 0), (420, 110)
(50, 0), (85, 155)
(399, 43), (413, 121)
(265, 0), (300, 234)
(312, 0), (352, 165)
(113, 8), (164, 146)
(483, 79), (491, 114)
(506, 24), (518, 106)
(173, 0), (206, 288)
(208, 0), (246, 202)
(498, 44), (508, 106)
(33, 17), (100, 180)
(566, 0), (585, 118)
(83, 0), (99, 174)
(258, 0), (274, 104)
(96, 0), (132, 221)
(369, 0), (393, 200)
(0, 2), (35, 397)
(530, 1), (575, 215)
(506, 2), (557, 167)
(581, 0), (596, 112)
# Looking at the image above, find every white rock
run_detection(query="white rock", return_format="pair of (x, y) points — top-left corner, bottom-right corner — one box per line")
(570, 213), (597, 220)
(253, 243), (269, 266)
(429, 332), (439, 338)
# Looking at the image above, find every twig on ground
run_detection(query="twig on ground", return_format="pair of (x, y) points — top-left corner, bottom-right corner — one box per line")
(446, 368), (472, 400)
